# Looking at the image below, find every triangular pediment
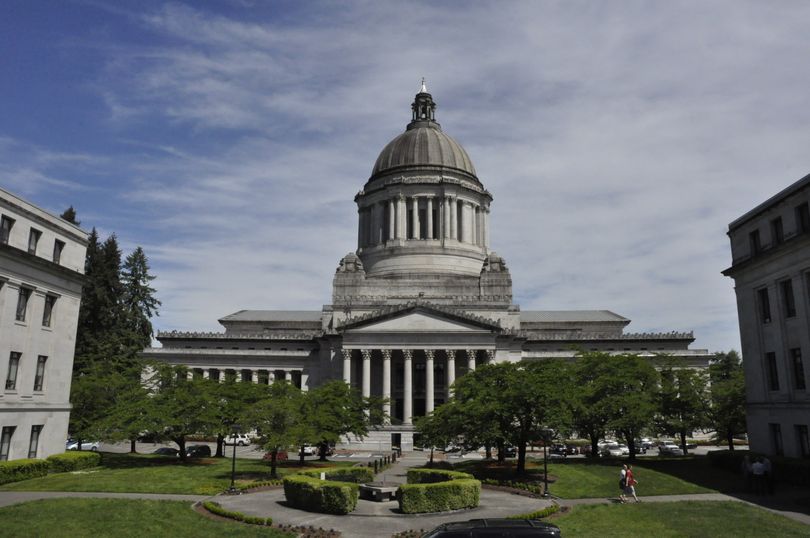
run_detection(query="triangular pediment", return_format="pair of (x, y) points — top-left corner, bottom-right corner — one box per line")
(338, 302), (502, 333)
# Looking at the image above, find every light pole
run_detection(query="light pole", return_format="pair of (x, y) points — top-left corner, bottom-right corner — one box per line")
(227, 424), (241, 495)
(540, 428), (554, 498)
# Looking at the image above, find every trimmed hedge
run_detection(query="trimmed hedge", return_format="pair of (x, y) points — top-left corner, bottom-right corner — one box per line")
(708, 449), (810, 487)
(299, 466), (374, 484)
(0, 458), (49, 485)
(202, 501), (273, 526)
(398, 478), (480, 514)
(283, 474), (359, 515)
(406, 468), (474, 484)
(46, 451), (102, 473)
(506, 504), (560, 519)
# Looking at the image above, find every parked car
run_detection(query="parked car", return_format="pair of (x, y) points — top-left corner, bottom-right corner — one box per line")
(298, 445), (317, 456)
(501, 445), (516, 458)
(550, 444), (568, 456)
(639, 437), (655, 451)
(658, 441), (682, 456)
(599, 443), (628, 457)
(185, 444), (212, 458)
(152, 447), (179, 456)
(263, 450), (288, 461)
(423, 518), (562, 537)
(564, 444), (580, 455)
(66, 440), (100, 452)
(223, 433), (252, 446)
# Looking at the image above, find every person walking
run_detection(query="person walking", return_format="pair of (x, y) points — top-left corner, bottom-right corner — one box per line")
(625, 464), (640, 502)
(751, 458), (765, 495)
(619, 464), (628, 503)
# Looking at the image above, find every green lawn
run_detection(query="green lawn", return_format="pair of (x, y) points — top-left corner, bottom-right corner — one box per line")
(0, 498), (294, 537)
(0, 452), (353, 495)
(554, 501), (810, 537)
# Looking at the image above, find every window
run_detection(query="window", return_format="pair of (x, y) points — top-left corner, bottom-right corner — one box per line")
(15, 287), (31, 322)
(749, 229), (761, 255)
(27, 228), (42, 255)
(766, 352), (780, 391)
(224, 369), (236, 382)
(769, 423), (784, 456)
(28, 425), (43, 459)
(797, 425), (810, 458)
(53, 239), (65, 264)
(771, 217), (784, 245)
(209, 369), (220, 381)
(0, 215), (14, 244)
(33, 355), (47, 391)
(5, 352), (20, 390)
(0, 426), (15, 461)
(781, 279), (797, 318)
(240, 369), (252, 383)
(796, 202), (810, 234)
(792, 348), (807, 390)
(757, 288), (772, 323)
(42, 295), (56, 327)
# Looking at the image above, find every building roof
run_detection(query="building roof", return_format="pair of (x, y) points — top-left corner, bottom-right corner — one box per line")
(728, 171), (810, 231)
(218, 310), (322, 322)
(520, 310), (629, 323)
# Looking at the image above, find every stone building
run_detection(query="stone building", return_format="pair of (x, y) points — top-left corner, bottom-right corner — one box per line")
(145, 85), (711, 450)
(723, 174), (810, 458)
(0, 188), (88, 460)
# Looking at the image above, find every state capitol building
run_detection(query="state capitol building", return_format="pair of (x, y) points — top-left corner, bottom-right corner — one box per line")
(144, 84), (711, 450)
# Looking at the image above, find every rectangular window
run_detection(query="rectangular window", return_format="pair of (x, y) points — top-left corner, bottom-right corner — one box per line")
(781, 279), (797, 318)
(769, 423), (784, 456)
(0, 215), (14, 244)
(749, 229), (761, 255)
(240, 369), (252, 383)
(766, 352), (780, 391)
(771, 217), (784, 245)
(42, 295), (56, 327)
(15, 287), (31, 322)
(28, 425), (43, 459)
(33, 355), (47, 392)
(0, 426), (15, 461)
(792, 348), (807, 390)
(796, 425), (810, 458)
(27, 228), (42, 255)
(757, 288), (772, 323)
(53, 239), (65, 264)
(5, 352), (20, 390)
(209, 369), (220, 381)
(796, 202), (810, 234)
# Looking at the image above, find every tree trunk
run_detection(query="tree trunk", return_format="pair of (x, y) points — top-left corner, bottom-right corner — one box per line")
(496, 440), (505, 463)
(270, 449), (278, 478)
(485, 444), (492, 460)
(429, 447), (434, 465)
(680, 431), (688, 455)
(318, 441), (328, 461)
(215, 434), (225, 458)
(175, 437), (187, 462)
(299, 444), (305, 465)
(77, 437), (83, 451)
(516, 442), (526, 476)
(590, 434), (599, 459)
(129, 439), (137, 453)
(727, 431), (735, 451)
(626, 432), (637, 461)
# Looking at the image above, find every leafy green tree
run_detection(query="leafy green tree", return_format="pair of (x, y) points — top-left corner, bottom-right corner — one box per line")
(571, 352), (615, 458)
(414, 403), (462, 465)
(657, 361), (709, 455)
(307, 381), (375, 462)
(246, 382), (306, 477)
(210, 376), (266, 457)
(708, 350), (747, 450)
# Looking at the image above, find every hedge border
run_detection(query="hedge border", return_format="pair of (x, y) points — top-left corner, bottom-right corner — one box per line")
(46, 451), (102, 473)
(506, 504), (560, 519)
(299, 466), (374, 484)
(283, 474), (359, 515)
(0, 459), (49, 485)
(202, 501), (273, 526)
(398, 467), (480, 514)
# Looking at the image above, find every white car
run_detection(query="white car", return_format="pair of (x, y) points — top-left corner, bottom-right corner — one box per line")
(223, 433), (252, 446)
(66, 440), (100, 451)
(658, 441), (682, 456)
(298, 445), (317, 456)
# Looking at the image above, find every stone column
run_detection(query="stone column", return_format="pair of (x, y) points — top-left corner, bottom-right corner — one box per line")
(425, 349), (435, 415)
(411, 197), (419, 239)
(357, 208), (364, 248)
(388, 199), (395, 240)
(397, 195), (406, 239)
(485, 349), (496, 364)
(443, 197), (451, 239)
(471, 205), (478, 245)
(449, 197), (457, 239)
(361, 349), (372, 399)
(426, 197), (434, 240)
(445, 349), (456, 398)
(403, 349), (413, 425)
(301, 372), (309, 391)
(382, 349), (392, 423)
(466, 349), (476, 372)
(461, 202), (470, 243)
(483, 207), (489, 249)
(252, 370), (259, 383)
(342, 348), (352, 384)
(203, 369), (210, 379)
(187, 370), (194, 381)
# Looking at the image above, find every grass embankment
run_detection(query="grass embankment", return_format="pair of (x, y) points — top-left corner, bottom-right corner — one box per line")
(554, 501), (810, 537)
(0, 498), (294, 537)
(0, 452), (353, 495)
(458, 456), (741, 499)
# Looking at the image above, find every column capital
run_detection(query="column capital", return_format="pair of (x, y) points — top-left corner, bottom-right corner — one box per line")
(425, 349), (435, 359)
(465, 349), (476, 358)
(382, 349), (392, 360)
(361, 349), (372, 360)
(403, 349), (413, 360)
(485, 349), (496, 362)
(445, 349), (456, 360)
(340, 348), (352, 360)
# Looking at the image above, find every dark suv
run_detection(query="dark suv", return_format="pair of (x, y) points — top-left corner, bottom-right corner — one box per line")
(423, 519), (562, 537)
(185, 444), (212, 458)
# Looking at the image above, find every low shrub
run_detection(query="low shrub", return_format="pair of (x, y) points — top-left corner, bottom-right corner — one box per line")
(46, 451), (102, 473)
(202, 501), (272, 526)
(299, 466), (374, 484)
(406, 468), (473, 484)
(237, 478), (284, 491)
(398, 478), (480, 514)
(283, 474), (359, 515)
(0, 458), (49, 485)
(506, 504), (560, 519)
(481, 478), (544, 495)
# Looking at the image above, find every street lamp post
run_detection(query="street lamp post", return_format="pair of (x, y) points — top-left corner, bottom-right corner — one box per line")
(227, 424), (241, 495)
(540, 428), (554, 498)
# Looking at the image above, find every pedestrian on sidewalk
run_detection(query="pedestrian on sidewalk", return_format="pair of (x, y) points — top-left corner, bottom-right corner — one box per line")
(751, 458), (765, 495)
(624, 464), (640, 503)
(619, 464), (628, 503)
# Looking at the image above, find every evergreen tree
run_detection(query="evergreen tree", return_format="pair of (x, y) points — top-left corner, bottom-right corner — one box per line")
(60, 206), (80, 226)
(121, 246), (161, 351)
(708, 350), (747, 450)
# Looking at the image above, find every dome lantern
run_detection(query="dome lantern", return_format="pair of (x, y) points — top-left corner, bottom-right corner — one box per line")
(410, 78), (437, 127)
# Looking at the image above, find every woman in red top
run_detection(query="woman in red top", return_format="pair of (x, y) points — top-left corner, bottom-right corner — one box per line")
(625, 464), (640, 502)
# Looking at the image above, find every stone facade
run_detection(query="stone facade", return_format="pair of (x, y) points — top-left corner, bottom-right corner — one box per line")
(723, 173), (810, 458)
(0, 188), (88, 460)
(145, 86), (711, 451)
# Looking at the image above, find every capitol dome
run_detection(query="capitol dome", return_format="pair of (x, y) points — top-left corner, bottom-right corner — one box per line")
(369, 83), (478, 182)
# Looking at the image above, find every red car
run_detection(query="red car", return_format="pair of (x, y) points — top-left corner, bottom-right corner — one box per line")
(263, 450), (288, 461)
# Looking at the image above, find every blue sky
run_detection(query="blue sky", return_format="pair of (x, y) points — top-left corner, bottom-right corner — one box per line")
(4, 0), (810, 353)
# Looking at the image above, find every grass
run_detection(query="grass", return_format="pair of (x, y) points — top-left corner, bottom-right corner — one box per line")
(0, 498), (294, 537)
(554, 501), (810, 537)
(456, 456), (742, 499)
(0, 452), (354, 495)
